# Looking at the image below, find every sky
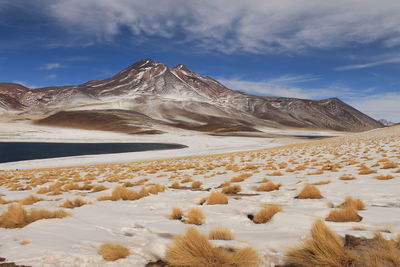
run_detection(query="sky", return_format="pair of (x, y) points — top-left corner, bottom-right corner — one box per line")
(1, 0), (400, 122)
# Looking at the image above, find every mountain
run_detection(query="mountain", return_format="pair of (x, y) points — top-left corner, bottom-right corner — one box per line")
(0, 59), (383, 135)
(378, 119), (396, 126)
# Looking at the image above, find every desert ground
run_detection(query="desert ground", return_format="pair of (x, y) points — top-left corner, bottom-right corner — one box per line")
(0, 123), (399, 266)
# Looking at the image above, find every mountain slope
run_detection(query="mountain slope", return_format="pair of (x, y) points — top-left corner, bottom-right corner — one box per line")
(0, 59), (383, 133)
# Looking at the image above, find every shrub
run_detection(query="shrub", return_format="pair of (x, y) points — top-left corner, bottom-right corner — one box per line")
(268, 171), (283, 176)
(382, 162), (398, 169)
(98, 243), (130, 261)
(206, 192), (228, 205)
(325, 207), (362, 222)
(255, 182), (281, 192)
(339, 174), (356, 180)
(337, 197), (365, 210)
(252, 205), (282, 224)
(59, 198), (89, 209)
(91, 185), (108, 192)
(148, 184), (167, 194)
(170, 181), (181, 189)
(185, 208), (205, 225)
(208, 227), (235, 240)
(191, 181), (203, 189)
(376, 174), (394, 180)
(169, 207), (184, 220)
(311, 180), (331, 185)
(165, 227), (259, 267)
(19, 195), (42, 205)
(0, 204), (70, 228)
(221, 184), (242, 194)
(284, 220), (355, 267)
(296, 185), (323, 199)
(230, 173), (252, 183)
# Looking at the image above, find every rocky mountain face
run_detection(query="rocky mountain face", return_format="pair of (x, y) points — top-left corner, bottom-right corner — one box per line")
(0, 59), (383, 134)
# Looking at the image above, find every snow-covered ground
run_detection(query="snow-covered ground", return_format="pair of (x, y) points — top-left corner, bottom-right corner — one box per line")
(0, 124), (399, 266)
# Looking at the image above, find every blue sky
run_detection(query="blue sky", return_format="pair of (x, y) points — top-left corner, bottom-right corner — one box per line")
(1, 1), (400, 121)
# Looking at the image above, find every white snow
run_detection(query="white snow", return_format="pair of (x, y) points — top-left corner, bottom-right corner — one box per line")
(0, 124), (398, 266)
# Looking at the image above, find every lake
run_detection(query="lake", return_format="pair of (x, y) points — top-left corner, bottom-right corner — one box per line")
(0, 142), (186, 164)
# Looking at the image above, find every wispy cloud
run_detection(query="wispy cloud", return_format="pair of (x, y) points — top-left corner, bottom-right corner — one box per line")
(348, 93), (400, 122)
(335, 57), (400, 71)
(40, 62), (65, 70)
(218, 74), (353, 99)
(4, 0), (397, 54)
(45, 74), (57, 80)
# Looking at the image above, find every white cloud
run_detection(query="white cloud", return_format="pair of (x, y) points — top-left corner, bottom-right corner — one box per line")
(348, 93), (400, 122)
(38, 0), (400, 53)
(40, 63), (64, 70)
(335, 57), (400, 71)
(45, 74), (57, 80)
(219, 75), (353, 99)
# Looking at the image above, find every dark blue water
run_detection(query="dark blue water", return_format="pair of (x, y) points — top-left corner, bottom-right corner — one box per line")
(293, 135), (334, 139)
(0, 142), (186, 164)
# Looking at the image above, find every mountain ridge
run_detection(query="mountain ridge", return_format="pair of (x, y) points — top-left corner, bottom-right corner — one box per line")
(0, 58), (383, 134)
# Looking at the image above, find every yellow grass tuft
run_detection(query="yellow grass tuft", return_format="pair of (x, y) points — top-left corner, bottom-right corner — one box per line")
(185, 208), (205, 225)
(311, 180), (331, 185)
(191, 181), (203, 189)
(59, 198), (89, 209)
(0, 204), (70, 228)
(221, 184), (241, 194)
(230, 173), (252, 183)
(165, 227), (260, 267)
(382, 162), (398, 169)
(169, 207), (184, 220)
(376, 174), (395, 180)
(206, 192), (229, 205)
(19, 240), (30, 245)
(268, 171), (283, 176)
(339, 174), (356, 180)
(285, 220), (355, 267)
(208, 227), (235, 240)
(98, 243), (130, 261)
(170, 181), (181, 189)
(19, 195), (42, 205)
(255, 182), (281, 192)
(252, 205), (282, 224)
(296, 185), (323, 199)
(337, 197), (366, 210)
(325, 207), (362, 222)
(91, 185), (108, 192)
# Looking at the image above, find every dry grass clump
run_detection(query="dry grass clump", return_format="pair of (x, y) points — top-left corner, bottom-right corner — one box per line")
(338, 197), (366, 210)
(358, 166), (376, 175)
(19, 195), (42, 205)
(284, 220), (400, 267)
(252, 205), (282, 224)
(148, 184), (167, 194)
(311, 180), (331, 185)
(184, 208), (205, 225)
(339, 174), (356, 180)
(19, 240), (30, 245)
(169, 207), (184, 220)
(376, 174), (395, 180)
(206, 192), (229, 205)
(268, 171), (283, 176)
(208, 227), (235, 240)
(91, 185), (108, 192)
(255, 182), (281, 192)
(59, 198), (89, 209)
(165, 227), (259, 267)
(230, 173), (252, 183)
(98, 243), (130, 261)
(284, 220), (356, 267)
(221, 184), (241, 194)
(98, 186), (143, 201)
(295, 185), (323, 199)
(0, 204), (70, 228)
(191, 181), (203, 189)
(382, 161), (398, 169)
(170, 181), (181, 189)
(325, 207), (362, 222)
